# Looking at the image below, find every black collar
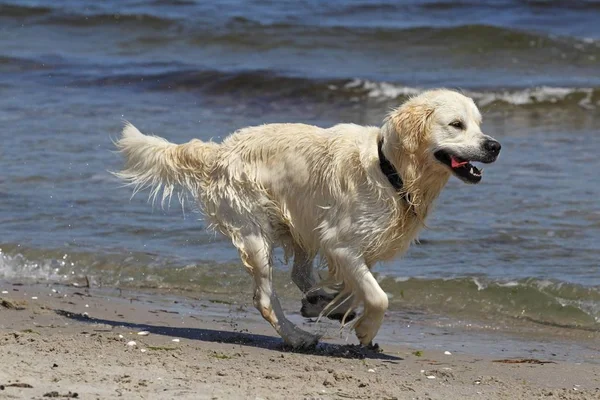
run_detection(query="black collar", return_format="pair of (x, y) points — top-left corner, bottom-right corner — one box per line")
(377, 139), (408, 201)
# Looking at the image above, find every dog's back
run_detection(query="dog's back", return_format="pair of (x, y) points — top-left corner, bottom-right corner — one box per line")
(115, 121), (409, 261)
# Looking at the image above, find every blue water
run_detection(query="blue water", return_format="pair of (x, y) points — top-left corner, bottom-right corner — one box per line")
(1, 0), (599, 329)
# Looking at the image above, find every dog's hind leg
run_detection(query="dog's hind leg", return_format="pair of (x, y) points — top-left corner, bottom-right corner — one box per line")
(294, 247), (356, 322)
(291, 242), (319, 293)
(239, 234), (319, 349)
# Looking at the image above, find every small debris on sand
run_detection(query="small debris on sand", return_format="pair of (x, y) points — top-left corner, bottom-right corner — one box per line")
(493, 359), (557, 365)
(43, 390), (79, 398)
(2, 383), (34, 389)
(0, 298), (27, 310)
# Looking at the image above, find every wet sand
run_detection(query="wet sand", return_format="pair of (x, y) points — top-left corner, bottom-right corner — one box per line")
(1, 282), (599, 400)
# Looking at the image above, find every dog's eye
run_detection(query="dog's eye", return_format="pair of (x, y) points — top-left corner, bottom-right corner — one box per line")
(449, 121), (464, 130)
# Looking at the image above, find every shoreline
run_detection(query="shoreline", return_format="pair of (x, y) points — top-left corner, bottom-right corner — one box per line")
(1, 281), (599, 399)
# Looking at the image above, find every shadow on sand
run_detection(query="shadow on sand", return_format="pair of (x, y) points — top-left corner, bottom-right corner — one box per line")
(54, 309), (402, 362)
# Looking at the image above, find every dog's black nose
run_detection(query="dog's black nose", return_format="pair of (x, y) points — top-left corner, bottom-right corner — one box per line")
(483, 139), (501, 156)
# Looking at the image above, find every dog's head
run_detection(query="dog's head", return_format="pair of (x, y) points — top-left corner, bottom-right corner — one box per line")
(384, 89), (501, 184)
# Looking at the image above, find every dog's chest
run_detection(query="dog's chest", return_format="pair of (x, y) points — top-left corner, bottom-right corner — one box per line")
(387, 214), (423, 258)
(359, 199), (424, 262)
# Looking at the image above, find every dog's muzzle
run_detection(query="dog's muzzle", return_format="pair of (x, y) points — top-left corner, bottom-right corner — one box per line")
(434, 138), (501, 184)
(481, 139), (501, 163)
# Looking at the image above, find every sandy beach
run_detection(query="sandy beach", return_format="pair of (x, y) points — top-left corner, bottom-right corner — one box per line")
(1, 282), (598, 400)
(2, 1), (600, 399)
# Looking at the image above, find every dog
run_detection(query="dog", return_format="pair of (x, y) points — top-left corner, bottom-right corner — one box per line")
(114, 89), (501, 349)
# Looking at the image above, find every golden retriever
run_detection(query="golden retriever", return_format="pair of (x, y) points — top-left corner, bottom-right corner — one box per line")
(114, 89), (501, 349)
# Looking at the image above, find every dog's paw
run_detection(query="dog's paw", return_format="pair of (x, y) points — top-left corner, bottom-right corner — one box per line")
(300, 293), (355, 322)
(283, 334), (319, 351)
(301, 292), (334, 318)
(326, 309), (356, 323)
(365, 341), (383, 353)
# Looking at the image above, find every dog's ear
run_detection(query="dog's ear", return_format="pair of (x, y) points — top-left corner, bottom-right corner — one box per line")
(385, 103), (434, 154)
(382, 101), (435, 215)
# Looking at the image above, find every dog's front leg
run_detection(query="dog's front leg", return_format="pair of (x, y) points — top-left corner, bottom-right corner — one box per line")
(293, 247), (357, 322)
(327, 248), (388, 346)
(290, 243), (318, 293)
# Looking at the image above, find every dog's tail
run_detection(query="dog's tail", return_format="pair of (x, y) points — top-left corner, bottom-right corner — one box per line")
(114, 122), (218, 207)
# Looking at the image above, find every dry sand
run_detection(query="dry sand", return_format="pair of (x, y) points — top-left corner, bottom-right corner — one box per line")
(0, 282), (599, 400)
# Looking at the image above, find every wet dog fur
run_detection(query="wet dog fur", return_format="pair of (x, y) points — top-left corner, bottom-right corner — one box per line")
(114, 89), (500, 349)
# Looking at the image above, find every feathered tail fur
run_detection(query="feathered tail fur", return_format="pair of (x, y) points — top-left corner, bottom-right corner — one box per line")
(114, 123), (218, 207)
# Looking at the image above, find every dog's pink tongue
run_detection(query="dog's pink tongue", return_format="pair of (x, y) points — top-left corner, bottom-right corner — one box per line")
(451, 156), (469, 169)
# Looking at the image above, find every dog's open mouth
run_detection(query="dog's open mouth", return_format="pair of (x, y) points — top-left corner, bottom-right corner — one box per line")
(434, 150), (482, 184)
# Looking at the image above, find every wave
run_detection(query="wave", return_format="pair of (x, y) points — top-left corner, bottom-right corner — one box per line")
(0, 55), (54, 72)
(0, 4), (53, 17)
(3, 2), (598, 52)
(0, 244), (243, 292)
(0, 4), (174, 28)
(524, 0), (600, 10)
(46, 12), (174, 29)
(1, 244), (599, 331)
(422, 0), (600, 11)
(188, 21), (599, 54)
(344, 79), (600, 109)
(90, 69), (342, 98)
(148, 0), (197, 5)
(378, 276), (600, 331)
(85, 68), (600, 110)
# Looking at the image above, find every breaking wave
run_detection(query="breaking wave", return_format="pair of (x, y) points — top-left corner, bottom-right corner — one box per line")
(1, 245), (599, 331)
(87, 68), (600, 110)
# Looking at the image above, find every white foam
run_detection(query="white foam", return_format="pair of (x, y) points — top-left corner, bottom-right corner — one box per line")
(497, 281), (519, 288)
(555, 297), (600, 323)
(341, 79), (596, 109)
(472, 277), (486, 291)
(534, 279), (556, 291)
(362, 81), (419, 99)
(343, 79), (421, 99)
(468, 86), (594, 109)
(0, 250), (65, 282)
